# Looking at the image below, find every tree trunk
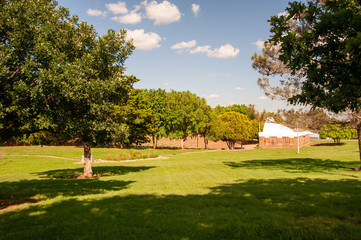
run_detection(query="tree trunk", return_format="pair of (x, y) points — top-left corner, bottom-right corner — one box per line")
(204, 138), (208, 149)
(226, 141), (235, 150)
(180, 138), (184, 149)
(83, 143), (93, 178)
(152, 134), (156, 149)
(357, 122), (361, 170)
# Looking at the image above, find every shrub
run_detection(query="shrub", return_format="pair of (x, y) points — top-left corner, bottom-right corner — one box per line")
(106, 150), (159, 161)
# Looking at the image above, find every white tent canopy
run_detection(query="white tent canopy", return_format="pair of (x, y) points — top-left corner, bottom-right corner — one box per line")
(259, 122), (310, 138)
(301, 131), (320, 139)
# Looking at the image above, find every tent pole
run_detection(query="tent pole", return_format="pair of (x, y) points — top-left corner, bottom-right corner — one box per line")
(297, 123), (300, 154)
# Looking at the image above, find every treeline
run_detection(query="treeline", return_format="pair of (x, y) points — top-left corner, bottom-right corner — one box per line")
(14, 89), (260, 149)
(13, 89), (351, 149)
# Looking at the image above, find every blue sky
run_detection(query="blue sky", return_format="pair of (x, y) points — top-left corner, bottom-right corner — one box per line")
(57, 0), (299, 112)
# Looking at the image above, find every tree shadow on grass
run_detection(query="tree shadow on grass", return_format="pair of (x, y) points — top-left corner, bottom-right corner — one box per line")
(0, 179), (134, 210)
(1, 178), (361, 239)
(38, 166), (155, 179)
(312, 142), (345, 147)
(224, 158), (359, 173)
(0, 166), (154, 210)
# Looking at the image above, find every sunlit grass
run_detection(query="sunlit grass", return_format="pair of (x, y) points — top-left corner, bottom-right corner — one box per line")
(0, 140), (361, 239)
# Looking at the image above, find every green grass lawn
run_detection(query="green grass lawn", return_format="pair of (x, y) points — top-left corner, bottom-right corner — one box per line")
(1, 141), (361, 239)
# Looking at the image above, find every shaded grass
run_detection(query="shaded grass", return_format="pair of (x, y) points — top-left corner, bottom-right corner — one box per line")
(38, 165), (154, 179)
(0, 141), (361, 239)
(224, 158), (359, 173)
(1, 178), (361, 239)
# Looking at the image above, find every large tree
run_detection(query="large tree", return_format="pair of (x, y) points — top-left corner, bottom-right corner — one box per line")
(1, 0), (137, 177)
(268, 0), (361, 168)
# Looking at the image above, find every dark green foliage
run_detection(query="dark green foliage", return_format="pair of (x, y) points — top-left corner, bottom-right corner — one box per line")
(15, 131), (68, 146)
(1, 0), (138, 177)
(269, 0), (361, 112)
(0, 0), (137, 146)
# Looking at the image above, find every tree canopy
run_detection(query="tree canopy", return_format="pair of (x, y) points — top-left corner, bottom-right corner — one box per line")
(165, 90), (210, 149)
(269, 0), (361, 112)
(267, 0), (361, 169)
(210, 112), (251, 150)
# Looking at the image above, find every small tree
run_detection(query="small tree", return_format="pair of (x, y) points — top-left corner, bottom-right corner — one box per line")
(210, 112), (251, 150)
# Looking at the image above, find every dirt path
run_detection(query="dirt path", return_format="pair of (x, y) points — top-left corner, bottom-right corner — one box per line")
(8, 155), (79, 161)
(8, 145), (257, 164)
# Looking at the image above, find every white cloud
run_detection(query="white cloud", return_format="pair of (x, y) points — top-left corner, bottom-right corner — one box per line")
(206, 94), (220, 99)
(144, 0), (181, 25)
(106, 2), (128, 15)
(189, 45), (212, 55)
(171, 40), (197, 53)
(192, 3), (200, 17)
(206, 73), (220, 78)
(111, 12), (142, 24)
(252, 40), (265, 50)
(258, 96), (268, 100)
(213, 44), (240, 59)
(190, 44), (239, 59)
(87, 9), (106, 17)
(126, 29), (162, 50)
(235, 87), (245, 91)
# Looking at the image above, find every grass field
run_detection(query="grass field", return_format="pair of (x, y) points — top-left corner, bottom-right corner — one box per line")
(1, 141), (361, 239)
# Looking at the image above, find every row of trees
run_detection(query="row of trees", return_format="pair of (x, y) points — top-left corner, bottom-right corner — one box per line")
(14, 88), (260, 150)
(17, 87), (352, 149)
(319, 124), (358, 144)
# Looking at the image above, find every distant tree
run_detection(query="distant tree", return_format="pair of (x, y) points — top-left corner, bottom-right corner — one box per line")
(319, 124), (357, 144)
(210, 112), (251, 150)
(195, 103), (214, 149)
(247, 104), (259, 121)
(214, 104), (250, 118)
(275, 109), (334, 131)
(249, 119), (260, 140)
(251, 41), (304, 101)
(0, 0), (137, 177)
(147, 89), (168, 149)
(165, 90), (209, 149)
(117, 89), (153, 147)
